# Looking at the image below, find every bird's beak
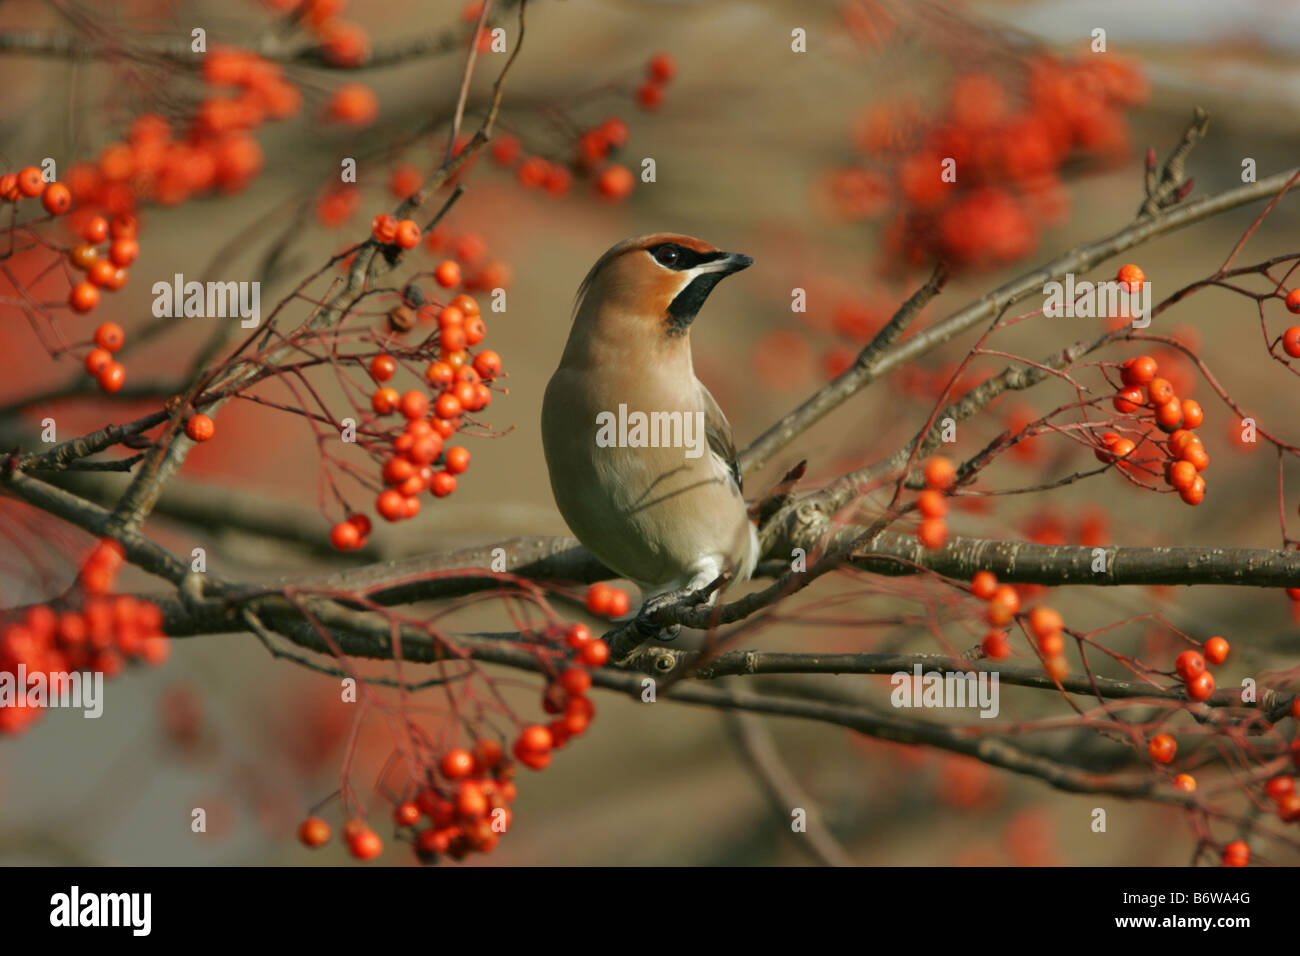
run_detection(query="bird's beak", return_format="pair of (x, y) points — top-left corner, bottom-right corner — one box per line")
(699, 251), (754, 276)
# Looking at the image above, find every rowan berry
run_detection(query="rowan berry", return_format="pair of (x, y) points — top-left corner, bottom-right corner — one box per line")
(918, 518), (948, 549)
(393, 801), (421, 827)
(1221, 841), (1249, 867)
(1147, 377), (1175, 405)
(395, 219), (421, 249)
(1117, 263), (1144, 291)
(84, 348), (112, 376)
(16, 166), (44, 197)
(108, 237), (138, 266)
(1172, 774), (1196, 793)
(377, 488), (406, 521)
(94, 322), (124, 351)
(917, 489), (947, 518)
(185, 413), (215, 442)
(596, 164), (635, 201)
(1120, 355), (1157, 386)
(97, 361), (126, 393)
(1283, 327), (1300, 359)
(1180, 399), (1203, 429)
(347, 825), (383, 860)
(69, 281), (99, 312)
(440, 748), (475, 780)
(369, 354), (396, 382)
(1175, 650), (1205, 682)
(297, 816), (331, 847)
(444, 446), (470, 474)
(473, 350), (501, 380)
(69, 244), (98, 270)
(434, 260), (461, 288)
(566, 623), (592, 649)
(329, 520), (362, 551)
(430, 471), (457, 497)
(1186, 669), (1215, 701)
(971, 570), (998, 600)
(1203, 636), (1229, 665)
(923, 455), (956, 490)
(981, 630), (1009, 659)
(1148, 733), (1176, 763)
(1287, 289), (1300, 314)
(372, 387), (400, 414)
(41, 182), (71, 215)
(82, 215), (109, 243)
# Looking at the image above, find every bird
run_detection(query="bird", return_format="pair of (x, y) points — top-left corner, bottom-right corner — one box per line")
(541, 233), (759, 636)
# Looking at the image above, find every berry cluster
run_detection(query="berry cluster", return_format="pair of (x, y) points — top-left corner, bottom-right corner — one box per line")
(328, 287), (500, 544)
(0, 539), (169, 735)
(915, 454), (956, 549)
(485, 52), (675, 204)
(298, 648), (600, 864)
(1098, 323), (1209, 506)
(65, 50), (295, 216)
(826, 55), (1146, 272)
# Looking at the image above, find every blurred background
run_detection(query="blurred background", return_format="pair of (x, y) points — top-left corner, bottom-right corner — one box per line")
(0, 0), (1298, 865)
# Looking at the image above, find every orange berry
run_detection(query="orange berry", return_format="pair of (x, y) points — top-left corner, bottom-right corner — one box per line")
(1172, 773), (1196, 793)
(81, 215), (109, 243)
(185, 413), (215, 442)
(108, 237), (138, 266)
(923, 455), (956, 490)
(369, 354), (396, 382)
(445, 446), (470, 474)
(918, 518), (947, 550)
(1028, 606), (1063, 640)
(1186, 669), (1215, 701)
(434, 260), (461, 288)
(372, 387), (400, 415)
(1147, 377), (1175, 405)
(971, 570), (998, 600)
(636, 82), (664, 110)
(1148, 733), (1176, 763)
(395, 218), (421, 249)
(596, 164), (635, 201)
(1221, 840), (1249, 867)
(981, 630), (1009, 659)
(1120, 355), (1157, 386)
(329, 520), (362, 551)
(97, 361), (125, 393)
(647, 52), (677, 82)
(1286, 289), (1300, 314)
(297, 816), (331, 847)
(69, 281), (99, 312)
(1174, 650), (1205, 682)
(917, 489), (947, 518)
(94, 322), (124, 352)
(327, 83), (379, 125)
(1283, 327), (1300, 359)
(1203, 636), (1229, 665)
(1117, 263), (1144, 291)
(41, 182), (71, 215)
(1180, 399), (1203, 429)
(16, 166), (44, 197)
(84, 348), (112, 376)
(440, 747), (475, 780)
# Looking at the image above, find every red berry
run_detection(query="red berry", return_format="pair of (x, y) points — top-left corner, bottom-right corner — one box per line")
(1287, 289), (1300, 314)
(1283, 327), (1300, 359)
(434, 260), (461, 288)
(1221, 840), (1249, 867)
(440, 747), (475, 780)
(1203, 636), (1229, 665)
(578, 639), (609, 667)
(971, 570), (998, 600)
(15, 166), (43, 197)
(923, 455), (956, 490)
(69, 281), (99, 312)
(377, 488), (406, 521)
(97, 361), (126, 393)
(647, 52), (677, 83)
(94, 322), (125, 352)
(1147, 733), (1176, 763)
(41, 182), (71, 215)
(297, 816), (331, 847)
(444, 446), (470, 474)
(82, 215), (109, 243)
(473, 350), (502, 380)
(1174, 650), (1206, 682)
(430, 471), (457, 497)
(84, 348), (112, 376)
(398, 389), (428, 420)
(185, 413), (215, 442)
(347, 825), (383, 860)
(372, 387), (400, 415)
(1120, 355), (1158, 386)
(1117, 263), (1144, 292)
(565, 623), (592, 649)
(108, 237), (138, 266)
(1186, 669), (1215, 701)
(369, 353), (396, 382)
(330, 520), (361, 551)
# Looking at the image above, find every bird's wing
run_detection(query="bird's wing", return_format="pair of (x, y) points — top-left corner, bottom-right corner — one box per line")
(697, 379), (744, 495)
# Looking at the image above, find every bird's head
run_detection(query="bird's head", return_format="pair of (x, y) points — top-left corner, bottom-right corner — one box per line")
(572, 233), (753, 344)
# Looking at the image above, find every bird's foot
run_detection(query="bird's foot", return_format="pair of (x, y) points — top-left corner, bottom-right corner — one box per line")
(633, 579), (724, 642)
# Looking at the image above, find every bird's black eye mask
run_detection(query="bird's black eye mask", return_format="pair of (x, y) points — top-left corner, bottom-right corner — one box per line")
(647, 242), (726, 271)
(646, 244), (733, 336)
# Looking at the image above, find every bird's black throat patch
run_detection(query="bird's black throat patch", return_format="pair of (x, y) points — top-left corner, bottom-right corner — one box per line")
(666, 272), (728, 336)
